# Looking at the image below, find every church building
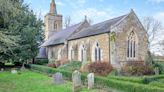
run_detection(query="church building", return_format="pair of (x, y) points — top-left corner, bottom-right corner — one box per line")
(38, 0), (148, 68)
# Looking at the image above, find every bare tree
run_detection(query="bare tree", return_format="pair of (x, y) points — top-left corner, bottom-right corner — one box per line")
(142, 17), (162, 50)
(160, 40), (164, 55)
(64, 16), (71, 28)
(142, 17), (162, 64)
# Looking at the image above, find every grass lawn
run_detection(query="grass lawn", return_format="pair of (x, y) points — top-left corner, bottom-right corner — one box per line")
(0, 70), (102, 92)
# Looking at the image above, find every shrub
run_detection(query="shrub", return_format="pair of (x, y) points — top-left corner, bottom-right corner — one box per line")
(88, 62), (112, 76)
(0, 62), (5, 67)
(154, 61), (164, 74)
(14, 62), (22, 66)
(47, 63), (56, 68)
(58, 61), (82, 72)
(60, 58), (69, 65)
(122, 61), (154, 76)
(34, 59), (48, 65)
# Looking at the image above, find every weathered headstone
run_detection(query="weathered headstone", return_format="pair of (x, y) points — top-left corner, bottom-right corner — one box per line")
(72, 70), (82, 92)
(0, 68), (4, 72)
(87, 73), (94, 90)
(53, 72), (64, 85)
(11, 69), (17, 74)
(154, 67), (159, 75)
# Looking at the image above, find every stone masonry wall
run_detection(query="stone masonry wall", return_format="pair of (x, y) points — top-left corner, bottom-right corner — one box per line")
(68, 33), (110, 63)
(111, 11), (148, 67)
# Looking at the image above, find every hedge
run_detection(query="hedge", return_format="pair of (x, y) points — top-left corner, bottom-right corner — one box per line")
(107, 76), (143, 83)
(34, 58), (48, 65)
(29, 64), (164, 92)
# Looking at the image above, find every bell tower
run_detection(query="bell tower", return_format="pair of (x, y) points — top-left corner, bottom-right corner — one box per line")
(44, 0), (63, 40)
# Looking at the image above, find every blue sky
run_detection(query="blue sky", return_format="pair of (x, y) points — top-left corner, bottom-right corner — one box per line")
(24, 0), (164, 24)
(24, 0), (164, 55)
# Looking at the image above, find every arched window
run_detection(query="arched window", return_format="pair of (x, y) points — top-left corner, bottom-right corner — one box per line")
(69, 47), (74, 60)
(127, 31), (136, 59)
(57, 49), (62, 60)
(79, 45), (87, 62)
(92, 42), (102, 62)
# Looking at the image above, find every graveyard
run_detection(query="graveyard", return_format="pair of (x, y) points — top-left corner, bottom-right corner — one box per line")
(0, 0), (164, 92)
(0, 63), (164, 92)
(0, 70), (105, 92)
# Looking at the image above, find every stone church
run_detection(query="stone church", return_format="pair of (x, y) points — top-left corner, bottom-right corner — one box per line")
(38, 0), (148, 68)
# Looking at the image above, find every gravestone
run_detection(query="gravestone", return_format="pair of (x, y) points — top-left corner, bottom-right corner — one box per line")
(0, 68), (4, 72)
(87, 73), (94, 89)
(154, 67), (159, 75)
(72, 70), (82, 92)
(11, 69), (17, 74)
(53, 72), (64, 85)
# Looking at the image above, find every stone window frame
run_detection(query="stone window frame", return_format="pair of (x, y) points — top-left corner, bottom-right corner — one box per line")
(57, 48), (62, 60)
(127, 29), (138, 60)
(92, 42), (102, 62)
(79, 44), (87, 62)
(69, 46), (75, 60)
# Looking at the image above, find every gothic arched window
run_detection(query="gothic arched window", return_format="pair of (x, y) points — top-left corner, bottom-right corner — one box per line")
(79, 45), (87, 62)
(92, 42), (102, 62)
(69, 47), (74, 60)
(127, 31), (136, 59)
(57, 49), (62, 60)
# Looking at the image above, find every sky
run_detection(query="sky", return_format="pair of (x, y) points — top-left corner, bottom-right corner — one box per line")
(24, 0), (164, 55)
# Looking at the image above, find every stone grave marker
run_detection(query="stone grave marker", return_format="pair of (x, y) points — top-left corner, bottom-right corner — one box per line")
(0, 68), (4, 72)
(154, 67), (159, 75)
(53, 72), (64, 85)
(11, 69), (17, 74)
(87, 73), (94, 89)
(72, 70), (82, 92)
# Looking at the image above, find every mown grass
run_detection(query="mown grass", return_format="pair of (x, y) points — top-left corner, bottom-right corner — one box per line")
(0, 70), (102, 92)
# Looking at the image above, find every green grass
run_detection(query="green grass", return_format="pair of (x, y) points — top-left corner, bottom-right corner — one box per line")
(0, 70), (101, 92)
(30, 64), (164, 92)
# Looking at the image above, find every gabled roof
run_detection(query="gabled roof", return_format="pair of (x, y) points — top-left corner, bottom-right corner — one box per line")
(68, 14), (128, 40)
(41, 22), (85, 47)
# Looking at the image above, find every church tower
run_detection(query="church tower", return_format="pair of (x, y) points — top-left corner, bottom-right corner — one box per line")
(44, 0), (63, 40)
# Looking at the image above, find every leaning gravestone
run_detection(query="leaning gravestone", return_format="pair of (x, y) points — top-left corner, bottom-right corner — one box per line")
(53, 72), (64, 85)
(87, 73), (94, 90)
(72, 70), (82, 92)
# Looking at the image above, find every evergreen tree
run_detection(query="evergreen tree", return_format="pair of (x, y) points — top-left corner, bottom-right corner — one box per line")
(0, 0), (44, 63)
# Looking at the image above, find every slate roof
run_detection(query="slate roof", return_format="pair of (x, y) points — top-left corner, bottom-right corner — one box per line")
(41, 22), (83, 47)
(41, 13), (129, 47)
(37, 47), (47, 59)
(68, 14), (128, 40)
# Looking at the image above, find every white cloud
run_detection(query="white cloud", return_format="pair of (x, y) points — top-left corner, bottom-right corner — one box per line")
(71, 8), (113, 24)
(77, 0), (86, 4)
(154, 12), (164, 28)
(56, 1), (65, 6)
